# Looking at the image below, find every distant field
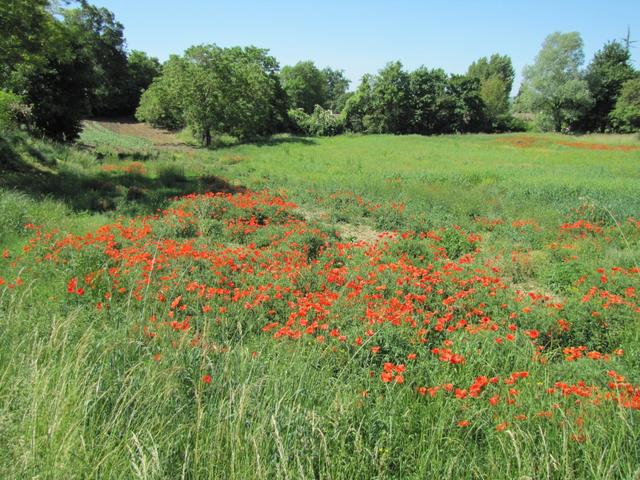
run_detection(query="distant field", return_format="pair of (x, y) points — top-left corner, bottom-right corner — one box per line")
(221, 133), (640, 228)
(1, 128), (639, 479)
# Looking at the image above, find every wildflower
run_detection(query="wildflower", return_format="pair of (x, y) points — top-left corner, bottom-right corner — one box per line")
(202, 374), (212, 384)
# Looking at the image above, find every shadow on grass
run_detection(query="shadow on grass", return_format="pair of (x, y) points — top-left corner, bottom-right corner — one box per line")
(0, 132), (245, 215)
(212, 134), (317, 151)
(252, 135), (317, 147)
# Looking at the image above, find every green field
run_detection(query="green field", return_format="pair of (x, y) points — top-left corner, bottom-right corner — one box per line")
(1, 129), (639, 479)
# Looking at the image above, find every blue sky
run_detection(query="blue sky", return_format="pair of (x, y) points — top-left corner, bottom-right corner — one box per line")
(92, 0), (639, 93)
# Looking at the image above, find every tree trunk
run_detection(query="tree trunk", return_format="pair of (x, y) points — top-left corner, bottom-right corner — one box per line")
(202, 129), (211, 147)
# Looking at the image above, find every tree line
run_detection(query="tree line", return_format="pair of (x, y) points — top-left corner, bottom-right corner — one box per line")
(1, 0), (639, 146)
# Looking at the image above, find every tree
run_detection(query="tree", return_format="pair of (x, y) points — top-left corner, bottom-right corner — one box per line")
(408, 67), (449, 134)
(63, 1), (129, 115)
(322, 67), (350, 112)
(0, 0), (51, 85)
(137, 45), (284, 145)
(343, 74), (374, 132)
(136, 54), (188, 130)
(467, 54), (515, 130)
(368, 61), (412, 134)
(125, 50), (161, 114)
(519, 32), (593, 132)
(280, 61), (328, 113)
(610, 78), (640, 132)
(16, 18), (94, 141)
(445, 74), (486, 133)
(583, 40), (636, 131)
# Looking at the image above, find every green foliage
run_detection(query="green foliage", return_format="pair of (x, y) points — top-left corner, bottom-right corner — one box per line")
(582, 41), (636, 132)
(280, 61), (328, 113)
(408, 67), (450, 133)
(136, 55), (187, 130)
(124, 50), (162, 115)
(610, 78), (640, 132)
(137, 45), (283, 145)
(0, 90), (29, 130)
(322, 67), (351, 112)
(0, 0), (50, 85)
(288, 106), (344, 136)
(345, 64), (486, 135)
(468, 54), (515, 131)
(368, 61), (412, 134)
(518, 32), (593, 132)
(62, 2), (130, 116)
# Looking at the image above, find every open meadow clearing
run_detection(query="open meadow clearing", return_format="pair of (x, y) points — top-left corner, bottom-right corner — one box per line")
(1, 128), (639, 478)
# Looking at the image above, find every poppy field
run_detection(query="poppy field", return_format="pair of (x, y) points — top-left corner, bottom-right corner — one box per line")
(1, 131), (639, 478)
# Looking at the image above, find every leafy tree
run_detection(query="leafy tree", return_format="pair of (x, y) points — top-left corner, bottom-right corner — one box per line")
(0, 0), (51, 85)
(518, 32), (593, 132)
(582, 40), (636, 131)
(322, 67), (350, 112)
(280, 61), (327, 113)
(125, 50), (162, 114)
(610, 78), (640, 132)
(138, 45), (283, 145)
(16, 19), (95, 141)
(0, 90), (29, 130)
(468, 54), (515, 130)
(445, 74), (486, 133)
(408, 67), (449, 134)
(343, 74), (374, 132)
(368, 61), (412, 134)
(136, 54), (187, 130)
(63, 1), (129, 115)
(467, 54), (515, 93)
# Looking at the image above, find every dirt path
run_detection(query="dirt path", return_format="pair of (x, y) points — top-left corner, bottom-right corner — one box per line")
(88, 118), (191, 148)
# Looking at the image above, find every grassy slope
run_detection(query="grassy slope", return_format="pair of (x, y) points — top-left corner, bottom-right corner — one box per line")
(0, 129), (639, 479)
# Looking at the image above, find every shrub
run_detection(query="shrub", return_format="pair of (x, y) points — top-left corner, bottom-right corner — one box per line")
(0, 90), (30, 130)
(287, 105), (344, 136)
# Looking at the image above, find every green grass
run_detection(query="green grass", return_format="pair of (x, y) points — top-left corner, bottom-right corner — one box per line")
(1, 128), (639, 479)
(80, 120), (154, 150)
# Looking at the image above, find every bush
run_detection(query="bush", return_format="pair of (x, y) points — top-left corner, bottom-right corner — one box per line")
(0, 90), (30, 130)
(287, 105), (344, 136)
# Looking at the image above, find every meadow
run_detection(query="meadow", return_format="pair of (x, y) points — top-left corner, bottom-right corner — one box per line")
(0, 127), (639, 479)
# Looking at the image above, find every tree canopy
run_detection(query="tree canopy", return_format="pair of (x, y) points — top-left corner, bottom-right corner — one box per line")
(518, 32), (593, 132)
(137, 45), (285, 145)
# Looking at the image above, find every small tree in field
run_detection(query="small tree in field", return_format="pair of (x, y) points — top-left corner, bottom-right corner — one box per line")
(519, 32), (592, 131)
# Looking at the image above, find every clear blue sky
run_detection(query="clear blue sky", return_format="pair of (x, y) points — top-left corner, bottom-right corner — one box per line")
(92, 0), (639, 93)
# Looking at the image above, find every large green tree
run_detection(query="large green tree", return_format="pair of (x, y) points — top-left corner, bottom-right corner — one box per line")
(368, 61), (412, 134)
(467, 54), (515, 130)
(63, 1), (129, 115)
(582, 40), (636, 131)
(16, 18), (94, 140)
(0, 0), (51, 85)
(408, 67), (449, 134)
(518, 32), (593, 132)
(137, 45), (283, 145)
(280, 61), (328, 114)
